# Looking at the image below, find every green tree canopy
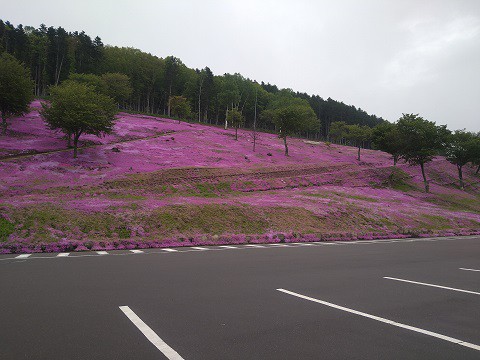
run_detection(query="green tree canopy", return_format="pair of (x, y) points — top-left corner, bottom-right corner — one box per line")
(0, 53), (34, 134)
(169, 95), (191, 122)
(101, 72), (133, 105)
(397, 113), (447, 193)
(226, 108), (244, 140)
(372, 122), (403, 165)
(344, 124), (372, 161)
(67, 73), (107, 94)
(262, 91), (318, 155)
(41, 82), (117, 158)
(445, 130), (480, 189)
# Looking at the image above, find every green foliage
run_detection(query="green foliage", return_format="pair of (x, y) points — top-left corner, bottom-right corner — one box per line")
(226, 108), (244, 140)
(0, 53), (34, 134)
(101, 72), (132, 104)
(0, 216), (15, 242)
(396, 113), (448, 192)
(445, 130), (480, 189)
(262, 90), (318, 155)
(169, 95), (191, 120)
(67, 73), (107, 94)
(41, 82), (117, 158)
(372, 122), (402, 165)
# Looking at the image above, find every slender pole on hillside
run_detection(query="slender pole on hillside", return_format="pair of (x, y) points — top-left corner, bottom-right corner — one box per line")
(253, 89), (257, 152)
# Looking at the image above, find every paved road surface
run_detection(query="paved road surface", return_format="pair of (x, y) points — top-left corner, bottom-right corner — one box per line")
(1, 236), (479, 359)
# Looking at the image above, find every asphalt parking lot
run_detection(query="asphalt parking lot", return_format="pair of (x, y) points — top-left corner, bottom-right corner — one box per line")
(1, 236), (479, 359)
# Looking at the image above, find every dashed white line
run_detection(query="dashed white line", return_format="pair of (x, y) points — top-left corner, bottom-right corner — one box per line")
(119, 306), (184, 360)
(384, 277), (480, 296)
(460, 268), (480, 272)
(96, 251), (109, 255)
(57, 253), (70, 257)
(190, 247), (208, 251)
(218, 246), (237, 249)
(244, 244), (265, 248)
(130, 250), (144, 254)
(15, 254), (31, 259)
(161, 248), (178, 252)
(277, 288), (480, 352)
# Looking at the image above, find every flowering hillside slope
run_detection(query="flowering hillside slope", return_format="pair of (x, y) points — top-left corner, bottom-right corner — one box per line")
(0, 102), (479, 253)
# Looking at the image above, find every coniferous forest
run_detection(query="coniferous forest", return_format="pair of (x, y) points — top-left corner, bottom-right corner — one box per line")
(0, 20), (385, 138)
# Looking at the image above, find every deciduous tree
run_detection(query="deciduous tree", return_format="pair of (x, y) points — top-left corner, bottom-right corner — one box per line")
(397, 114), (446, 193)
(41, 82), (117, 158)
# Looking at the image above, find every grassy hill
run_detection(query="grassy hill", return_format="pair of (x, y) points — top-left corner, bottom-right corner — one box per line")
(0, 101), (479, 253)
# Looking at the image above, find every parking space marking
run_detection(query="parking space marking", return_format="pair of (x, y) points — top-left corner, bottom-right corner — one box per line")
(57, 253), (70, 257)
(460, 268), (480, 272)
(130, 250), (144, 254)
(119, 306), (184, 360)
(96, 251), (109, 255)
(15, 254), (31, 259)
(277, 288), (480, 352)
(162, 248), (178, 252)
(384, 277), (480, 296)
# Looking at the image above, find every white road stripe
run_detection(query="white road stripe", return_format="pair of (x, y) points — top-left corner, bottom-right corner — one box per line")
(244, 244), (265, 248)
(130, 250), (144, 254)
(277, 288), (480, 352)
(384, 277), (480, 296)
(57, 253), (70, 257)
(268, 244), (290, 247)
(119, 306), (184, 360)
(161, 248), (178, 252)
(15, 254), (31, 259)
(96, 251), (109, 255)
(190, 247), (207, 250)
(219, 246), (237, 249)
(460, 268), (480, 272)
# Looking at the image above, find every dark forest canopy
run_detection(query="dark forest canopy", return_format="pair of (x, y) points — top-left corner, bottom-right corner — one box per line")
(0, 19), (385, 137)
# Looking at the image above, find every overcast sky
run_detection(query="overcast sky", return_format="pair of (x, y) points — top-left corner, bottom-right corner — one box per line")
(4, 0), (480, 131)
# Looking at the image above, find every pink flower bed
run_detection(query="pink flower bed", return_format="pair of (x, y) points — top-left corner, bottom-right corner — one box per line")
(0, 102), (479, 253)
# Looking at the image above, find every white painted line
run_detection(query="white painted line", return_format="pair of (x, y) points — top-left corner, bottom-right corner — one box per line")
(190, 247), (207, 251)
(277, 288), (480, 352)
(161, 248), (178, 252)
(96, 251), (109, 255)
(119, 306), (184, 360)
(57, 253), (70, 257)
(244, 244), (265, 248)
(15, 254), (31, 259)
(384, 277), (480, 296)
(268, 244), (290, 247)
(219, 246), (237, 249)
(460, 268), (480, 272)
(130, 250), (144, 254)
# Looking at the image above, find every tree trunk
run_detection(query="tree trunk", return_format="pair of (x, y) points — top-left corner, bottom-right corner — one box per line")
(457, 164), (464, 189)
(67, 133), (72, 148)
(284, 136), (289, 156)
(235, 127), (238, 140)
(73, 132), (82, 159)
(1, 112), (7, 135)
(420, 162), (429, 193)
(393, 155), (398, 166)
(357, 145), (361, 161)
(476, 165), (480, 174)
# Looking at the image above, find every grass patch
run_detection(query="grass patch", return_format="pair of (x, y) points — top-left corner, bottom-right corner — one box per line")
(0, 217), (15, 242)
(385, 168), (418, 192)
(105, 193), (147, 200)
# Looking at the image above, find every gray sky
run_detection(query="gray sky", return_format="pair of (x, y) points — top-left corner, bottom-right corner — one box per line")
(4, 0), (480, 131)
